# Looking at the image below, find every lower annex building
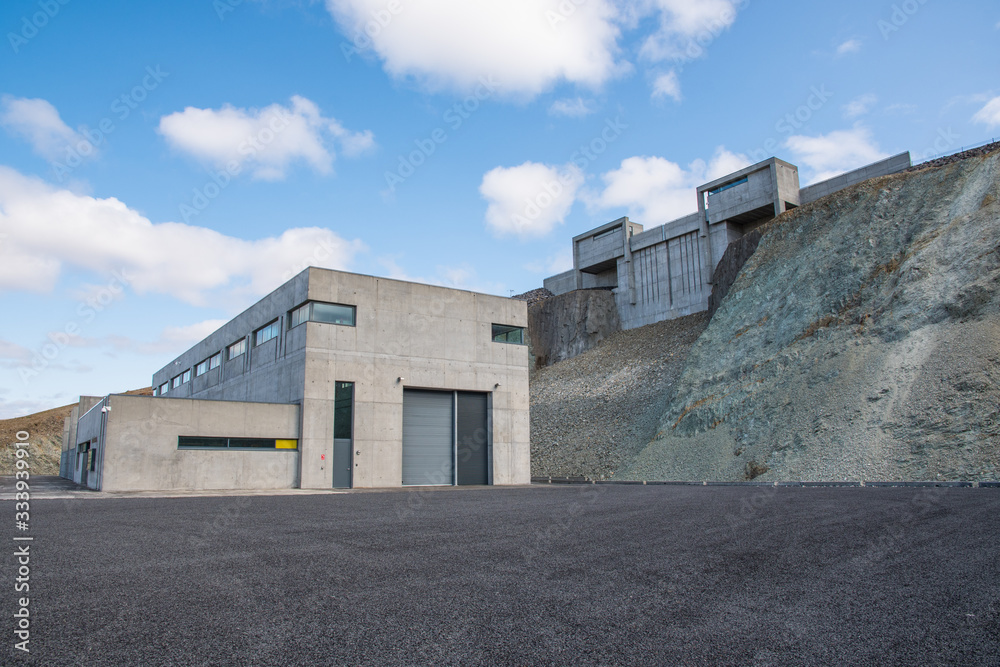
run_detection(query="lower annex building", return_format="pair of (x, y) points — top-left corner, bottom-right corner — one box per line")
(60, 267), (531, 491)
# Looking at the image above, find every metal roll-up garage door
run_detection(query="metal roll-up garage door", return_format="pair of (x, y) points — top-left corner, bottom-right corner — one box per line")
(402, 389), (454, 486)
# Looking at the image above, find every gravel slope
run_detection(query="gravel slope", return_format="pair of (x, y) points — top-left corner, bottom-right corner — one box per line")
(530, 313), (707, 479)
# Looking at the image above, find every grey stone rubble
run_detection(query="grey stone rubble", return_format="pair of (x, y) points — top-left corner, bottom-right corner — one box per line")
(511, 287), (554, 306)
(529, 313), (708, 480)
(906, 140), (1000, 173)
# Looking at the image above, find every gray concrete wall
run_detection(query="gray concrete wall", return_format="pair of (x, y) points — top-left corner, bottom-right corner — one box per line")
(575, 225), (625, 272)
(706, 167), (774, 225)
(74, 397), (108, 489)
(776, 162), (801, 208)
(101, 395), (300, 492)
(62, 396), (103, 484)
(543, 270), (576, 296)
(617, 228), (710, 330)
(151, 267), (531, 489)
(153, 270), (310, 403)
(299, 269), (530, 488)
(799, 152), (911, 205)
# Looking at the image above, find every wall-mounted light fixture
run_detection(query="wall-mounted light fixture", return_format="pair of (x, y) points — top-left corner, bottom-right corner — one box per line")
(397, 377), (404, 384)
(494, 382), (501, 389)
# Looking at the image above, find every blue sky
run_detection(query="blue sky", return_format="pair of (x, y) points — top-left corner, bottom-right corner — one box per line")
(1, 0), (998, 418)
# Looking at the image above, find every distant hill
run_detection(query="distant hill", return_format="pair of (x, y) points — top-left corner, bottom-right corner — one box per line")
(0, 388), (153, 475)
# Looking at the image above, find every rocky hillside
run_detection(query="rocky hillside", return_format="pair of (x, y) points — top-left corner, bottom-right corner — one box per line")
(619, 148), (1000, 482)
(530, 313), (707, 479)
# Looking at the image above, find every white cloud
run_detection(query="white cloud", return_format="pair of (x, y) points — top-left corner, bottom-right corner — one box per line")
(0, 96), (92, 161)
(327, 0), (622, 96)
(843, 94), (877, 119)
(548, 97), (597, 118)
(651, 71), (681, 102)
(784, 126), (889, 183)
(836, 39), (862, 56)
(972, 96), (1000, 128)
(479, 162), (584, 238)
(592, 147), (750, 223)
(0, 167), (364, 306)
(158, 96), (374, 180)
(637, 0), (742, 63)
(326, 0), (745, 98)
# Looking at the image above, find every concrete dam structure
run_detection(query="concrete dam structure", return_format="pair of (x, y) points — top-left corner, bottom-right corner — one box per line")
(543, 152), (912, 331)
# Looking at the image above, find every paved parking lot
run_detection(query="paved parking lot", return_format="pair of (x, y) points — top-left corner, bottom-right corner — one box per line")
(3, 484), (998, 665)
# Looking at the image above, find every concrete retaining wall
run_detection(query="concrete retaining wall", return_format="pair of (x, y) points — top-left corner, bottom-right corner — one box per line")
(799, 152), (911, 205)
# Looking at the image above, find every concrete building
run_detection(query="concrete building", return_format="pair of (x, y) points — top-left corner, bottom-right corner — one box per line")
(61, 267), (531, 492)
(544, 153), (911, 330)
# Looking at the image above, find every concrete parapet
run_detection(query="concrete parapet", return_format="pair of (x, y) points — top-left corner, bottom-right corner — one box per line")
(799, 152), (911, 205)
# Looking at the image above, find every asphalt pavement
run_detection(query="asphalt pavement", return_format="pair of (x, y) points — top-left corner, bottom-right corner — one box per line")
(2, 484), (998, 665)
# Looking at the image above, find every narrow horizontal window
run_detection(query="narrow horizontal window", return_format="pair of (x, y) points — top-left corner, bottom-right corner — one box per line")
(492, 324), (525, 345)
(209, 353), (222, 370)
(171, 375), (182, 389)
(708, 176), (748, 196)
(159, 382), (169, 395)
(592, 227), (619, 241)
(178, 436), (297, 450)
(227, 338), (246, 360)
(290, 301), (356, 329)
(182, 369), (191, 383)
(195, 360), (209, 376)
(255, 320), (280, 346)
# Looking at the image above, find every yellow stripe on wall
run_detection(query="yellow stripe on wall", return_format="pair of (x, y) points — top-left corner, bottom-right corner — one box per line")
(275, 439), (298, 450)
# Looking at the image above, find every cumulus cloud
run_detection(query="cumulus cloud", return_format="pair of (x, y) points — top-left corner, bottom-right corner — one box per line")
(479, 162), (584, 238)
(972, 96), (1000, 128)
(158, 95), (374, 180)
(836, 39), (862, 56)
(327, 0), (621, 95)
(0, 166), (364, 305)
(0, 96), (92, 161)
(326, 0), (745, 98)
(784, 126), (889, 183)
(637, 0), (743, 63)
(548, 97), (597, 118)
(843, 94), (877, 119)
(592, 147), (750, 223)
(651, 71), (681, 102)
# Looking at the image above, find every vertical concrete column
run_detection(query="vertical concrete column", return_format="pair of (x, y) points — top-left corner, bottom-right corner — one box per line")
(696, 190), (714, 286)
(770, 162), (785, 216)
(624, 219), (636, 305)
(573, 238), (583, 291)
